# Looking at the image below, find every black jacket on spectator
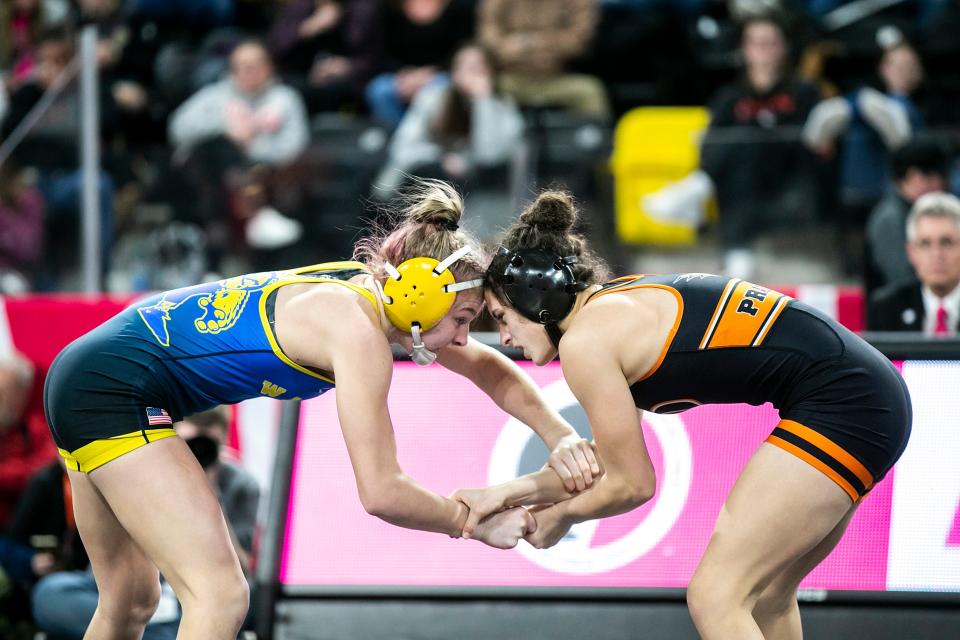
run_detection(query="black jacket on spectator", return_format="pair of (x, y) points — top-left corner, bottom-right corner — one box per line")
(867, 279), (960, 332)
(700, 77), (823, 247)
(267, 0), (382, 112)
(2, 81), (118, 172)
(7, 462), (88, 572)
(268, 0), (381, 87)
(380, 0), (475, 71)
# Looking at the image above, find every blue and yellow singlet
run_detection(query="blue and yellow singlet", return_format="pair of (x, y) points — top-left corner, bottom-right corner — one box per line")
(44, 262), (377, 471)
(133, 262), (376, 414)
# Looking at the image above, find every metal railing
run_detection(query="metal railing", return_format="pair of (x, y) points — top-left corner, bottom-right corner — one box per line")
(0, 26), (102, 293)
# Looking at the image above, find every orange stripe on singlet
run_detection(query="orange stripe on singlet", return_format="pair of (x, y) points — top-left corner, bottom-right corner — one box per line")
(712, 283), (784, 348)
(588, 283), (683, 382)
(766, 435), (860, 502)
(700, 281), (790, 350)
(586, 275), (651, 300)
(699, 278), (739, 349)
(778, 419), (874, 490)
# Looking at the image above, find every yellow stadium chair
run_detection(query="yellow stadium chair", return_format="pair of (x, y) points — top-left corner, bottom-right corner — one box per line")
(610, 106), (715, 246)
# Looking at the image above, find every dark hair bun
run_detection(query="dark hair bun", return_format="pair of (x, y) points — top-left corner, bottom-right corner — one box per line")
(518, 191), (577, 233)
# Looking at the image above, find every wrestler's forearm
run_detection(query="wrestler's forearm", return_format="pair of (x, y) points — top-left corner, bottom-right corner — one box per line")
(496, 467), (579, 507)
(365, 472), (469, 537)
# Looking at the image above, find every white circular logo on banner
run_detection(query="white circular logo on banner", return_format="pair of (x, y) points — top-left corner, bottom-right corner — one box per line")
(488, 379), (693, 574)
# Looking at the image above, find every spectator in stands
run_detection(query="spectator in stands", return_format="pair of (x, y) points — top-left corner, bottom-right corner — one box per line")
(865, 139), (949, 290)
(0, 530), (55, 631)
(1, 29), (116, 290)
(9, 461), (88, 577)
(373, 42), (523, 201)
(0, 0), (71, 88)
(644, 13), (822, 278)
(365, 0), (475, 126)
(169, 39), (309, 176)
(0, 351), (57, 532)
(21, 460), (180, 640)
(168, 39), (309, 256)
(74, 0), (169, 149)
(478, 0), (609, 120)
(804, 42), (926, 222)
(0, 161), (44, 294)
(869, 192), (960, 334)
(0, 533), (55, 584)
(73, 0), (182, 233)
(267, 0), (381, 114)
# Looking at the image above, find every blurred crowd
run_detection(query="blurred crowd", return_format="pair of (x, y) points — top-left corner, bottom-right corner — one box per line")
(1, 1), (960, 636)
(0, 0), (958, 299)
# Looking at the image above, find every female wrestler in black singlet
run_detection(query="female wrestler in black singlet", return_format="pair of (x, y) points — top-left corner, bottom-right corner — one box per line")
(453, 190), (911, 640)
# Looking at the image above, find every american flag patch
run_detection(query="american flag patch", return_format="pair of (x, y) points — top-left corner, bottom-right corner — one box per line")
(145, 406), (172, 425)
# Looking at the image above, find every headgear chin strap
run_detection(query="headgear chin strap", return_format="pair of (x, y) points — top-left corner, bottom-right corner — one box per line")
(408, 325), (437, 366)
(379, 245), (483, 366)
(487, 246), (587, 348)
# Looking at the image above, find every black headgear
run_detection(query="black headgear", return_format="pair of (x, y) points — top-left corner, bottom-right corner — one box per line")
(487, 247), (587, 347)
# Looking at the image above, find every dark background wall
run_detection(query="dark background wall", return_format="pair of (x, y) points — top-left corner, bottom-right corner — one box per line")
(273, 598), (960, 639)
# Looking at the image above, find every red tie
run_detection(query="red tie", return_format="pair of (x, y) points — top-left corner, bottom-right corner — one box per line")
(935, 305), (950, 335)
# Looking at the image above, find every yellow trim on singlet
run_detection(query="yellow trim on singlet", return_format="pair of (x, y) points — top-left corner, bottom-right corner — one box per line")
(58, 428), (179, 473)
(256, 261), (379, 383)
(587, 280), (684, 383)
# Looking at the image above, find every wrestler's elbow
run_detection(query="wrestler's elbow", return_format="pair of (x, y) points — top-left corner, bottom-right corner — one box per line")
(357, 474), (405, 520)
(612, 471), (656, 510)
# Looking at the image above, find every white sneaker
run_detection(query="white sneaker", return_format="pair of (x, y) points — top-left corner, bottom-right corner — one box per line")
(246, 206), (303, 250)
(801, 97), (851, 150)
(857, 87), (911, 150)
(723, 248), (756, 280)
(642, 170), (714, 227)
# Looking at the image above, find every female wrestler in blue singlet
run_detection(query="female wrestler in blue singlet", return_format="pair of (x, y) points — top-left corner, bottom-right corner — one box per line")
(43, 181), (599, 640)
(453, 190), (912, 640)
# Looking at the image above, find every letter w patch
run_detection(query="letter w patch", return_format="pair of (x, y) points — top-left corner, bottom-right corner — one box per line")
(261, 380), (287, 398)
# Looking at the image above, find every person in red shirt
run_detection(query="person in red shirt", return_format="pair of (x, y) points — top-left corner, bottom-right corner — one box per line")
(0, 351), (57, 531)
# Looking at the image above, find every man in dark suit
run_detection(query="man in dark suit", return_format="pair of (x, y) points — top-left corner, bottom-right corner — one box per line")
(869, 192), (960, 334)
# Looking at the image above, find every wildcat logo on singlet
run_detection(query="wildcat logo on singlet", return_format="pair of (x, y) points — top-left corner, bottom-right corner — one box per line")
(137, 273), (276, 347)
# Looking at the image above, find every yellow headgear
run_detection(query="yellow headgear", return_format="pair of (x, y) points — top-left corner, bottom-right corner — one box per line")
(380, 245), (483, 332)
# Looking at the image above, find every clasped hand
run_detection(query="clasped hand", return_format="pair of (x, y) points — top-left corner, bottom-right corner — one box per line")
(453, 436), (597, 548)
(466, 507), (537, 549)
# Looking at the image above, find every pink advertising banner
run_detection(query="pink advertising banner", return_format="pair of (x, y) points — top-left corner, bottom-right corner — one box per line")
(281, 360), (959, 592)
